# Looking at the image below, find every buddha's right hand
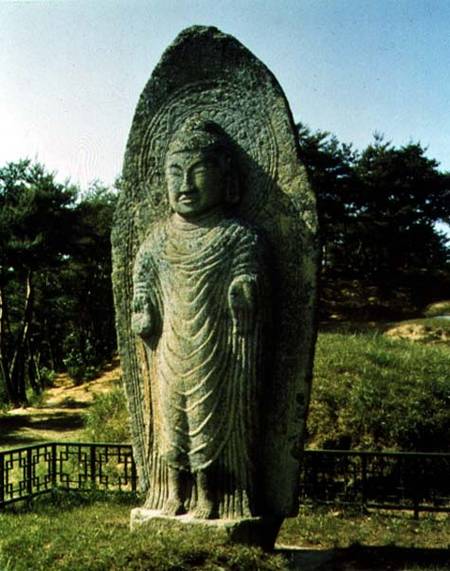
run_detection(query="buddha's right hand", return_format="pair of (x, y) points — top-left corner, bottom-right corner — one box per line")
(131, 294), (153, 338)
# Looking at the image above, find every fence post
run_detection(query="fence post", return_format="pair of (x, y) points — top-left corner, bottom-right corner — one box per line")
(26, 447), (33, 497)
(413, 458), (420, 520)
(51, 443), (57, 489)
(0, 452), (4, 508)
(131, 453), (137, 492)
(90, 445), (97, 489)
(361, 454), (367, 509)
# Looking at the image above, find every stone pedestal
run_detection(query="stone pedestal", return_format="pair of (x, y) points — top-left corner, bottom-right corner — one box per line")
(130, 508), (282, 550)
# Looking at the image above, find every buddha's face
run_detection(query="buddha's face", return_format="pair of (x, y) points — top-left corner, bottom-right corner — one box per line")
(165, 150), (225, 219)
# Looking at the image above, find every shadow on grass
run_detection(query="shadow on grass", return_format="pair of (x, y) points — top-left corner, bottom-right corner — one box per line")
(1, 488), (448, 571)
(0, 411), (84, 447)
(278, 544), (450, 570)
(100, 357), (120, 373)
(0, 432), (44, 449)
(2, 489), (140, 516)
(319, 320), (393, 334)
(54, 398), (90, 409)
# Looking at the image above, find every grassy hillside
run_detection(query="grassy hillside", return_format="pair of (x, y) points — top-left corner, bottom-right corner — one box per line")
(310, 324), (450, 451)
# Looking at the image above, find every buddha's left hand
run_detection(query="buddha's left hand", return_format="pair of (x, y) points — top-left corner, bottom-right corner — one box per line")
(228, 275), (257, 335)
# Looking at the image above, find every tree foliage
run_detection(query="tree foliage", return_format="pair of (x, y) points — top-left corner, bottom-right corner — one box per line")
(0, 161), (117, 405)
(298, 125), (450, 318)
(59, 182), (117, 382)
(1, 123), (449, 404)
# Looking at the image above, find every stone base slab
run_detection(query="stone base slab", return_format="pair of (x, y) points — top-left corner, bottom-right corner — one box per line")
(130, 508), (282, 549)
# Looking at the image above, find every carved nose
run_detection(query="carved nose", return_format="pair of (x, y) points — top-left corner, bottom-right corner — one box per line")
(181, 174), (192, 193)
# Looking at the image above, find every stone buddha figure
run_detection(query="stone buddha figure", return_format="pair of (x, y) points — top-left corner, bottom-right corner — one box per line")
(131, 117), (269, 520)
(113, 27), (318, 547)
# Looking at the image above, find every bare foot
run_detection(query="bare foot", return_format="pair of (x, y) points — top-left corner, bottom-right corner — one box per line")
(192, 498), (216, 519)
(193, 469), (216, 519)
(161, 497), (186, 516)
(161, 467), (185, 516)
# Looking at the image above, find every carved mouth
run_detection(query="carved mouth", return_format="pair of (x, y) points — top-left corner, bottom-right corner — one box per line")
(179, 194), (197, 204)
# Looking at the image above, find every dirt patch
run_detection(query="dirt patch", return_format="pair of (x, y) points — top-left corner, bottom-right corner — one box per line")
(385, 321), (450, 344)
(423, 300), (450, 317)
(0, 358), (121, 448)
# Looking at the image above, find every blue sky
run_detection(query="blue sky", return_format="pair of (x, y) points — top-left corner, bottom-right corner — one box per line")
(1, 0), (450, 189)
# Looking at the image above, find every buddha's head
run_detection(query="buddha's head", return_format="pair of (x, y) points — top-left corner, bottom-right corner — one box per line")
(165, 117), (239, 219)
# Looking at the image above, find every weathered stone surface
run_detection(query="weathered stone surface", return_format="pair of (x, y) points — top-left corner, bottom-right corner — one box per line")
(112, 25), (319, 542)
(130, 508), (282, 550)
(130, 117), (269, 521)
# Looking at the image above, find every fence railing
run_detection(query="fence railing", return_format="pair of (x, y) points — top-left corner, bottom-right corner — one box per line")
(1, 443), (449, 515)
(0, 442), (136, 507)
(300, 449), (450, 517)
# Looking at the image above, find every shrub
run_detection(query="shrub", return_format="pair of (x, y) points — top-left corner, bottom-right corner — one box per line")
(63, 333), (103, 384)
(25, 388), (47, 408)
(83, 384), (131, 443)
(63, 350), (101, 384)
(39, 366), (57, 387)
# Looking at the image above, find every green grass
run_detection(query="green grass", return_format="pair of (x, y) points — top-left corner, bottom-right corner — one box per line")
(1, 495), (449, 570)
(83, 328), (450, 453)
(279, 506), (450, 570)
(310, 331), (450, 450)
(279, 505), (450, 549)
(78, 326), (450, 453)
(0, 493), (286, 571)
(2, 322), (450, 569)
(416, 317), (450, 331)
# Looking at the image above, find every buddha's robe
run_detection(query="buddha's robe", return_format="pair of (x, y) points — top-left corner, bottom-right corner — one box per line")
(133, 214), (268, 516)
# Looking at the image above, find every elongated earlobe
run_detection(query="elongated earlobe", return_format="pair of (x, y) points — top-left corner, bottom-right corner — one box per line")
(225, 177), (240, 205)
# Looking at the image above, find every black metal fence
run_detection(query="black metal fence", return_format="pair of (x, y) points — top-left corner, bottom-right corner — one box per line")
(0, 442), (136, 508)
(300, 449), (450, 517)
(1, 443), (449, 515)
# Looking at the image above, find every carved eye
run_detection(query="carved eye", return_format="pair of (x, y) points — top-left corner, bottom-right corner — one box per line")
(168, 165), (182, 177)
(192, 165), (208, 177)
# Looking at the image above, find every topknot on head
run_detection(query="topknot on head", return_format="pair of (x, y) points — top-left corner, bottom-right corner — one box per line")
(167, 116), (230, 157)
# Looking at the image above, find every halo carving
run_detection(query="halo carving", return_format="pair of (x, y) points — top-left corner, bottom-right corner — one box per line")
(137, 80), (278, 219)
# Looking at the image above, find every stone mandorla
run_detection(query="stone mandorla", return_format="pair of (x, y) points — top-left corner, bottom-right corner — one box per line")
(112, 26), (319, 546)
